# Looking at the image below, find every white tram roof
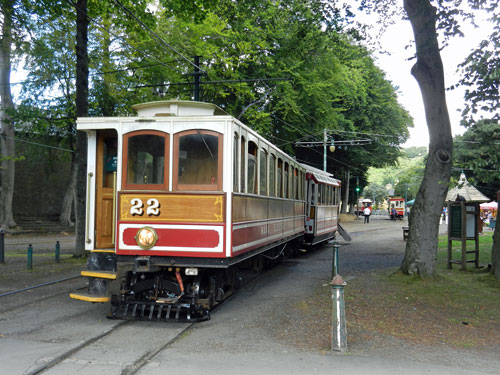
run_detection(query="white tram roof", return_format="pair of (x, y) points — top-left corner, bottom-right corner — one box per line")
(300, 163), (341, 187)
(132, 100), (227, 117)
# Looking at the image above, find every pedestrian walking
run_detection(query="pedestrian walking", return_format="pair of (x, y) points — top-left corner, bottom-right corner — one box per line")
(363, 206), (371, 224)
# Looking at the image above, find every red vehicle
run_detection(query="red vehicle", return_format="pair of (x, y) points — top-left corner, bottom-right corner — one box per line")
(70, 100), (341, 321)
(389, 197), (405, 220)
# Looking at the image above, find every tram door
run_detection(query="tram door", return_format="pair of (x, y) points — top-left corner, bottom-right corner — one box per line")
(95, 130), (118, 249)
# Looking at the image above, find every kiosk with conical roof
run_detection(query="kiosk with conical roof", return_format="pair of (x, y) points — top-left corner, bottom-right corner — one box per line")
(446, 173), (489, 270)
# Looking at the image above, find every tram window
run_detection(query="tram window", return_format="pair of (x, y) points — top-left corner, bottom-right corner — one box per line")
(283, 163), (288, 198)
(233, 133), (239, 192)
(103, 137), (117, 188)
(248, 141), (258, 194)
(126, 134), (165, 186)
(259, 149), (268, 196)
(241, 136), (246, 193)
(278, 158), (283, 198)
(269, 154), (276, 197)
(293, 168), (299, 199)
(174, 130), (222, 191)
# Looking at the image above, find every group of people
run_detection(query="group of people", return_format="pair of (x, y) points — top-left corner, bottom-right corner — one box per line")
(482, 210), (494, 225)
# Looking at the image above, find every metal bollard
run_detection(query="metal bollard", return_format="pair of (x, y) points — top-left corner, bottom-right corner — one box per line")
(0, 229), (4, 263)
(27, 244), (33, 270)
(332, 241), (340, 277)
(330, 274), (347, 352)
(55, 241), (60, 263)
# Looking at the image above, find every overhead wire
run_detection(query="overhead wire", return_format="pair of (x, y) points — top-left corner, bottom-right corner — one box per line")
(112, 0), (206, 74)
(4, 135), (74, 153)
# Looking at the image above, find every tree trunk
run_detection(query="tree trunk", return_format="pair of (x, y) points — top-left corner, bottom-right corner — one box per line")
(59, 153), (77, 227)
(74, 0), (89, 257)
(0, 0), (17, 230)
(491, 223), (500, 278)
(400, 0), (453, 277)
(491, 189), (500, 278)
(341, 169), (350, 214)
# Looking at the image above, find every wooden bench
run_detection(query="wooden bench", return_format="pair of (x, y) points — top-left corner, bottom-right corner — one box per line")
(402, 226), (409, 241)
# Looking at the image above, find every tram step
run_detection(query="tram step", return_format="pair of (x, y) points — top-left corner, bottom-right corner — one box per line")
(81, 270), (117, 280)
(69, 292), (110, 303)
(109, 302), (210, 323)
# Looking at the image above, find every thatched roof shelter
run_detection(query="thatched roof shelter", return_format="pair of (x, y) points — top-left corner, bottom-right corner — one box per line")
(446, 173), (489, 203)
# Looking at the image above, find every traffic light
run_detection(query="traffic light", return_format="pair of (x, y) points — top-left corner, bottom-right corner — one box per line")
(355, 186), (360, 192)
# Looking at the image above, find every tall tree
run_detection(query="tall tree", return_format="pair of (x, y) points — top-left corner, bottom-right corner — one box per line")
(400, 0), (453, 277)
(0, 0), (17, 230)
(74, 0), (89, 257)
(457, 1), (500, 279)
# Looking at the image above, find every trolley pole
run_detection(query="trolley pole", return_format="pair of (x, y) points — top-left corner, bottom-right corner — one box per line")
(0, 229), (4, 263)
(330, 274), (347, 352)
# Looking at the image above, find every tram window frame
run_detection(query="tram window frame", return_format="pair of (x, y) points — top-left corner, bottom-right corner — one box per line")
(277, 158), (283, 198)
(259, 148), (268, 196)
(172, 129), (223, 191)
(241, 136), (246, 193)
(233, 132), (239, 192)
(283, 161), (290, 198)
(293, 168), (300, 200)
(247, 141), (258, 194)
(269, 153), (276, 197)
(122, 130), (169, 190)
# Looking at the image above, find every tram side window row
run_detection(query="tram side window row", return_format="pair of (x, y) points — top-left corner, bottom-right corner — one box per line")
(234, 132), (304, 200)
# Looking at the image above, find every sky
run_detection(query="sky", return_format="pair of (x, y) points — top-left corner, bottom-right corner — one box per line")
(367, 10), (491, 148)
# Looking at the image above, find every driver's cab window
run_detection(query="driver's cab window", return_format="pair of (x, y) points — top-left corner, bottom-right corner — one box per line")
(122, 130), (169, 190)
(173, 130), (223, 191)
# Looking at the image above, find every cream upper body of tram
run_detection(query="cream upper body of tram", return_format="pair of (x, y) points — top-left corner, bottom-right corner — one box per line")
(78, 100), (306, 264)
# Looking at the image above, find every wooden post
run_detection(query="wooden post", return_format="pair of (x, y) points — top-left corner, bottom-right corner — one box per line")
(461, 202), (467, 271)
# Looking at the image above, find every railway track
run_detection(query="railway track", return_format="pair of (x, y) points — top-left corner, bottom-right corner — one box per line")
(22, 268), (263, 375)
(0, 275), (82, 298)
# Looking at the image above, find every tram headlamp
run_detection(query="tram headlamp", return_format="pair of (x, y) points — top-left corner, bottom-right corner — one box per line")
(135, 227), (158, 250)
(185, 268), (198, 276)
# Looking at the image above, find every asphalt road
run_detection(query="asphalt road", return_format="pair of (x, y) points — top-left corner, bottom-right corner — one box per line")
(1, 215), (498, 375)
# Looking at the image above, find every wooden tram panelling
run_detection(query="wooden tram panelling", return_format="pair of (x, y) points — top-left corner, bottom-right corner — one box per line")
(232, 195), (305, 255)
(119, 193), (224, 223)
(315, 206), (338, 235)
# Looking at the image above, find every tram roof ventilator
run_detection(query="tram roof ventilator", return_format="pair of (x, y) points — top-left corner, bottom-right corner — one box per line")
(132, 100), (227, 118)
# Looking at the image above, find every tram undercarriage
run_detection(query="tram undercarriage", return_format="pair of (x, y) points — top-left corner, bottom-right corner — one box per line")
(108, 261), (238, 322)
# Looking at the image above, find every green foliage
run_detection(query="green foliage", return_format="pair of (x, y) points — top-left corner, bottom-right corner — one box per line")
(11, 0), (412, 181)
(362, 182), (389, 204)
(367, 147), (426, 201)
(453, 119), (500, 200)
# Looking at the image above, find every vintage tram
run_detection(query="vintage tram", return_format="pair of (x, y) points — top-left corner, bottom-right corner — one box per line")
(389, 197), (405, 220)
(70, 100), (340, 321)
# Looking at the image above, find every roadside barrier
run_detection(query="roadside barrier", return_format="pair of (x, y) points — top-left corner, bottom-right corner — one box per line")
(0, 229), (4, 263)
(55, 241), (60, 263)
(331, 241), (340, 277)
(330, 274), (347, 352)
(27, 244), (33, 270)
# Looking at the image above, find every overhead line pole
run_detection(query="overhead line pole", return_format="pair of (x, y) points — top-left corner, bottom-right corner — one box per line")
(324, 128), (327, 172)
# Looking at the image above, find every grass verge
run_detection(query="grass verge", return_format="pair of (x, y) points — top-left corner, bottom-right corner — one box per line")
(275, 232), (500, 351)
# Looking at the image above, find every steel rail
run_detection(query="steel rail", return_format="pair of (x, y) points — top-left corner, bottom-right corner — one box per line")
(0, 275), (82, 298)
(27, 320), (129, 375)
